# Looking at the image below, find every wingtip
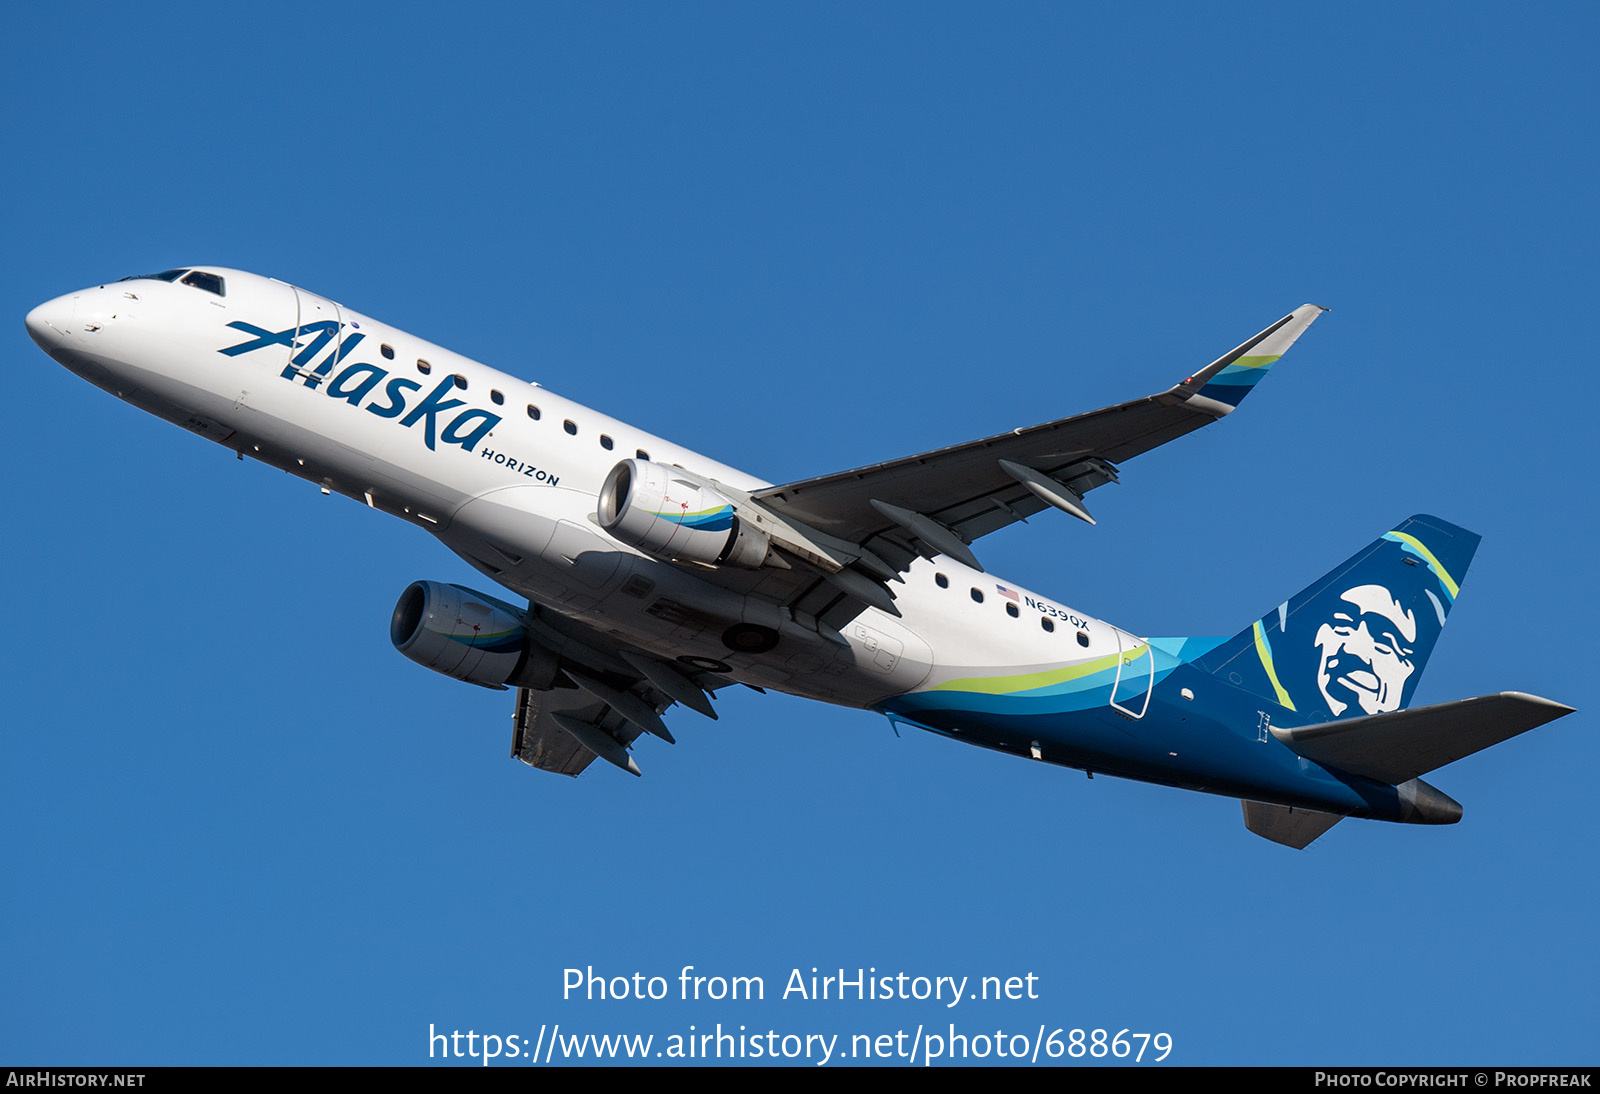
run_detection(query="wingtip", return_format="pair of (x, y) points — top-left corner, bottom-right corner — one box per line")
(1495, 691), (1577, 717)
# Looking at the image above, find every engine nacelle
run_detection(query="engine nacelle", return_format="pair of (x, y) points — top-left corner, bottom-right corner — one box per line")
(390, 580), (558, 690)
(597, 459), (769, 568)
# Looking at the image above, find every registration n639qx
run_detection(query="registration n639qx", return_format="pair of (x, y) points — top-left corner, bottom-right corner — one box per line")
(26, 267), (1573, 848)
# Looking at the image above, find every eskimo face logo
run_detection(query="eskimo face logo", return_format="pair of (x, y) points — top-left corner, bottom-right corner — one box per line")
(1312, 584), (1417, 716)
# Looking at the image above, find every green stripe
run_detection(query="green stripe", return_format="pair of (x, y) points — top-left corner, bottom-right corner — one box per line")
(1230, 354), (1281, 369)
(1384, 531), (1460, 598)
(931, 646), (1143, 696)
(1252, 620), (1295, 711)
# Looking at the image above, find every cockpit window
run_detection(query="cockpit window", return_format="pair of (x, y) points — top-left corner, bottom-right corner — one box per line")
(117, 269), (189, 283)
(181, 271), (226, 297)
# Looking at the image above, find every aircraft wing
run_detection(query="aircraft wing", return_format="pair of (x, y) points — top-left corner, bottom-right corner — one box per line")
(697, 305), (1325, 634)
(508, 610), (724, 777)
(509, 306), (1325, 659)
(753, 304), (1326, 573)
(510, 686), (617, 777)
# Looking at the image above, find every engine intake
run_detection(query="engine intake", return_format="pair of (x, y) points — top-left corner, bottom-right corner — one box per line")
(597, 459), (769, 568)
(390, 581), (558, 690)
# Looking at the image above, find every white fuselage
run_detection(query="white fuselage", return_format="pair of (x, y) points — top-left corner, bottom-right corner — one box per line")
(27, 268), (1131, 712)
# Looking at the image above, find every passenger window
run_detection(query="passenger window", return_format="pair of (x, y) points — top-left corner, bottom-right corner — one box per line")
(1077, 631), (1090, 647)
(636, 449), (649, 461)
(380, 344), (395, 360)
(1005, 603), (1019, 618)
(564, 420), (577, 436)
(417, 359), (431, 375)
(600, 434), (614, 450)
(452, 374), (467, 389)
(527, 405), (541, 420)
(1041, 617), (1055, 633)
(935, 573), (948, 589)
(181, 271), (225, 296)
(970, 588), (984, 604)
(491, 390), (504, 405)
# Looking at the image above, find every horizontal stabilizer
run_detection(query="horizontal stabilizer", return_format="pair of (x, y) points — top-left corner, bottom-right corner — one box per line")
(1271, 692), (1574, 785)
(1241, 800), (1344, 849)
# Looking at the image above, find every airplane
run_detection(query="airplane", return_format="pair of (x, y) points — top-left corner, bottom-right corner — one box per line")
(24, 267), (1573, 848)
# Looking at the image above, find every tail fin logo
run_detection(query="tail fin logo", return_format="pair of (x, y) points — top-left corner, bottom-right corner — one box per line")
(1311, 584), (1417, 716)
(1196, 515), (1480, 722)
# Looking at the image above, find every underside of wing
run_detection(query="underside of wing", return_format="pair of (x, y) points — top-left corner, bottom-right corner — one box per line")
(510, 686), (618, 777)
(709, 305), (1326, 633)
(565, 305), (1326, 647)
(506, 608), (725, 777)
(753, 305), (1326, 561)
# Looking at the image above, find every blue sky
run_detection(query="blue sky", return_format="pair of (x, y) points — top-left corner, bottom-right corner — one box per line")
(3, 2), (1594, 1066)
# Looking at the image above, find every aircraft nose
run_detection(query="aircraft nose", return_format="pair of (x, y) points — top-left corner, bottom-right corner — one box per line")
(25, 294), (75, 352)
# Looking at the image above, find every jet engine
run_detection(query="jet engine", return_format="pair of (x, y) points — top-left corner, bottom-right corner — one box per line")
(597, 459), (769, 568)
(390, 580), (559, 690)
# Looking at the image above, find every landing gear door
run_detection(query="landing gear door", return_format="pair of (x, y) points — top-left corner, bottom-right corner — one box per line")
(1111, 627), (1154, 719)
(287, 286), (353, 388)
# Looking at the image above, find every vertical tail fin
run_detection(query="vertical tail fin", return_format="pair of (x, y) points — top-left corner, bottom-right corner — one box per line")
(1194, 515), (1480, 722)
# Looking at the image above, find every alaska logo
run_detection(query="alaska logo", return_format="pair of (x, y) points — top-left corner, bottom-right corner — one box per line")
(219, 321), (500, 452)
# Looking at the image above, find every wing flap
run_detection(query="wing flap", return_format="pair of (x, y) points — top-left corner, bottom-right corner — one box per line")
(505, 684), (643, 777)
(1271, 692), (1574, 785)
(508, 639), (720, 777)
(511, 686), (609, 777)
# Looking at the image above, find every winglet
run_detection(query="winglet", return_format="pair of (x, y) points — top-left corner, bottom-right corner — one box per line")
(1172, 304), (1327, 416)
